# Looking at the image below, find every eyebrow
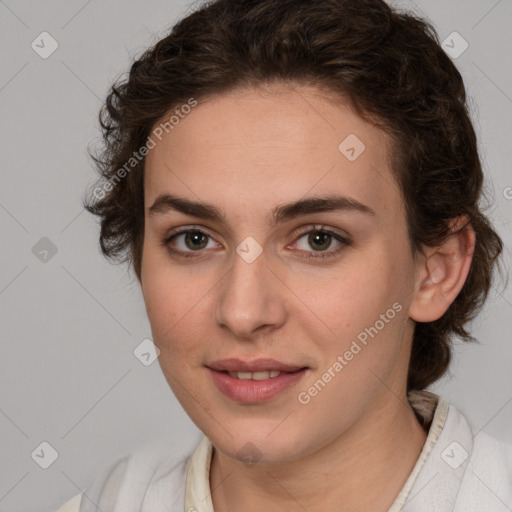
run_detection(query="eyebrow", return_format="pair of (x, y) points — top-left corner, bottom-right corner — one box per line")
(148, 193), (376, 226)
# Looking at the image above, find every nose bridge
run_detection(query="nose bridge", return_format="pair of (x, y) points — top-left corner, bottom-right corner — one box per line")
(214, 245), (285, 338)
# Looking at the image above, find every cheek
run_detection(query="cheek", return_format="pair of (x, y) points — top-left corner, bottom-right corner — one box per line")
(141, 244), (214, 363)
(142, 246), (187, 340)
(295, 248), (412, 374)
(300, 256), (400, 330)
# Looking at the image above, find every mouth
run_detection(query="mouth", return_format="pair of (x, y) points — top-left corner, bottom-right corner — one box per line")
(216, 369), (307, 380)
(206, 357), (308, 374)
(206, 359), (310, 403)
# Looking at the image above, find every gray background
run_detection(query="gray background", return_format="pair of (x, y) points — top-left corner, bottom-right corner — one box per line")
(0, 1), (510, 511)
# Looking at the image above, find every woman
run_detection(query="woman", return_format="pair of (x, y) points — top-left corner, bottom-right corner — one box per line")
(56, 0), (511, 510)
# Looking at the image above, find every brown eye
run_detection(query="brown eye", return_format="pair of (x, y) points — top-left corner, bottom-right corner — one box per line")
(183, 231), (209, 250)
(293, 226), (351, 260)
(163, 228), (219, 258)
(307, 231), (333, 251)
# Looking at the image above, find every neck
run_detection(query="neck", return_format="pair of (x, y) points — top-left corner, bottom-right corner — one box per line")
(209, 392), (428, 512)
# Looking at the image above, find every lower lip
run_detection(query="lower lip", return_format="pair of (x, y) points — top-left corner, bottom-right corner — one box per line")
(208, 368), (308, 403)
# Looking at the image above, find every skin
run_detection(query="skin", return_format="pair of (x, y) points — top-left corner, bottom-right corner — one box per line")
(140, 82), (475, 512)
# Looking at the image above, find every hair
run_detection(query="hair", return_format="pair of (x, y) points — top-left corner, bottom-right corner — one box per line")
(84, 0), (504, 392)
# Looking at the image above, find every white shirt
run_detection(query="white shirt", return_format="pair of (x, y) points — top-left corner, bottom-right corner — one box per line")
(55, 391), (512, 511)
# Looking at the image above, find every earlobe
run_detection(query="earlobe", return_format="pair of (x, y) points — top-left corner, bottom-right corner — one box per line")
(409, 217), (476, 323)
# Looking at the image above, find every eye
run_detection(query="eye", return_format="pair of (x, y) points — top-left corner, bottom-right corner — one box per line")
(291, 225), (351, 259)
(162, 228), (220, 258)
(162, 224), (351, 260)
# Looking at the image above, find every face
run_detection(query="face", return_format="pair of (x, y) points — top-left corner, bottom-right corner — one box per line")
(140, 83), (422, 465)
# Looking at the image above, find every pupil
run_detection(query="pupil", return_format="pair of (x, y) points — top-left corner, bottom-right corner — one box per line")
(309, 232), (331, 251)
(186, 231), (208, 250)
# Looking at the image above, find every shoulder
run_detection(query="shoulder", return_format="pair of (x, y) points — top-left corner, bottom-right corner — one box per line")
(456, 430), (512, 510)
(471, 429), (512, 468)
(54, 493), (82, 512)
(53, 434), (196, 512)
(403, 395), (512, 511)
(442, 401), (512, 510)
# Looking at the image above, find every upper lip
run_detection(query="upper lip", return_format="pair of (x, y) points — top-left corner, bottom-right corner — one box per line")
(207, 358), (307, 373)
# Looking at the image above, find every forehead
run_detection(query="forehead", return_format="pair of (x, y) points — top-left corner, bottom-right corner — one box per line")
(144, 83), (402, 223)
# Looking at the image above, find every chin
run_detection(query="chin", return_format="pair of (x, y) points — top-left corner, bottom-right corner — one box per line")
(211, 426), (309, 466)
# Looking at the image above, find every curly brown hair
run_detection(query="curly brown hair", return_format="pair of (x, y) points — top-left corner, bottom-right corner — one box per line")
(84, 0), (504, 392)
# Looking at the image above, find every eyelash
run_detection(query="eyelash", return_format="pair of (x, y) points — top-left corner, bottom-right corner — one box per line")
(161, 224), (351, 261)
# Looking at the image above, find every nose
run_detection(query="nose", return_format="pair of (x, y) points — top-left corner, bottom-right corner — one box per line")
(214, 246), (287, 340)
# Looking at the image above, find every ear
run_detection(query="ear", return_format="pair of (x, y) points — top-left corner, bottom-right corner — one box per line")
(409, 216), (476, 323)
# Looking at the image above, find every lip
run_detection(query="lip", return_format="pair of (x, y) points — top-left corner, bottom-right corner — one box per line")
(208, 367), (308, 403)
(206, 358), (307, 373)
